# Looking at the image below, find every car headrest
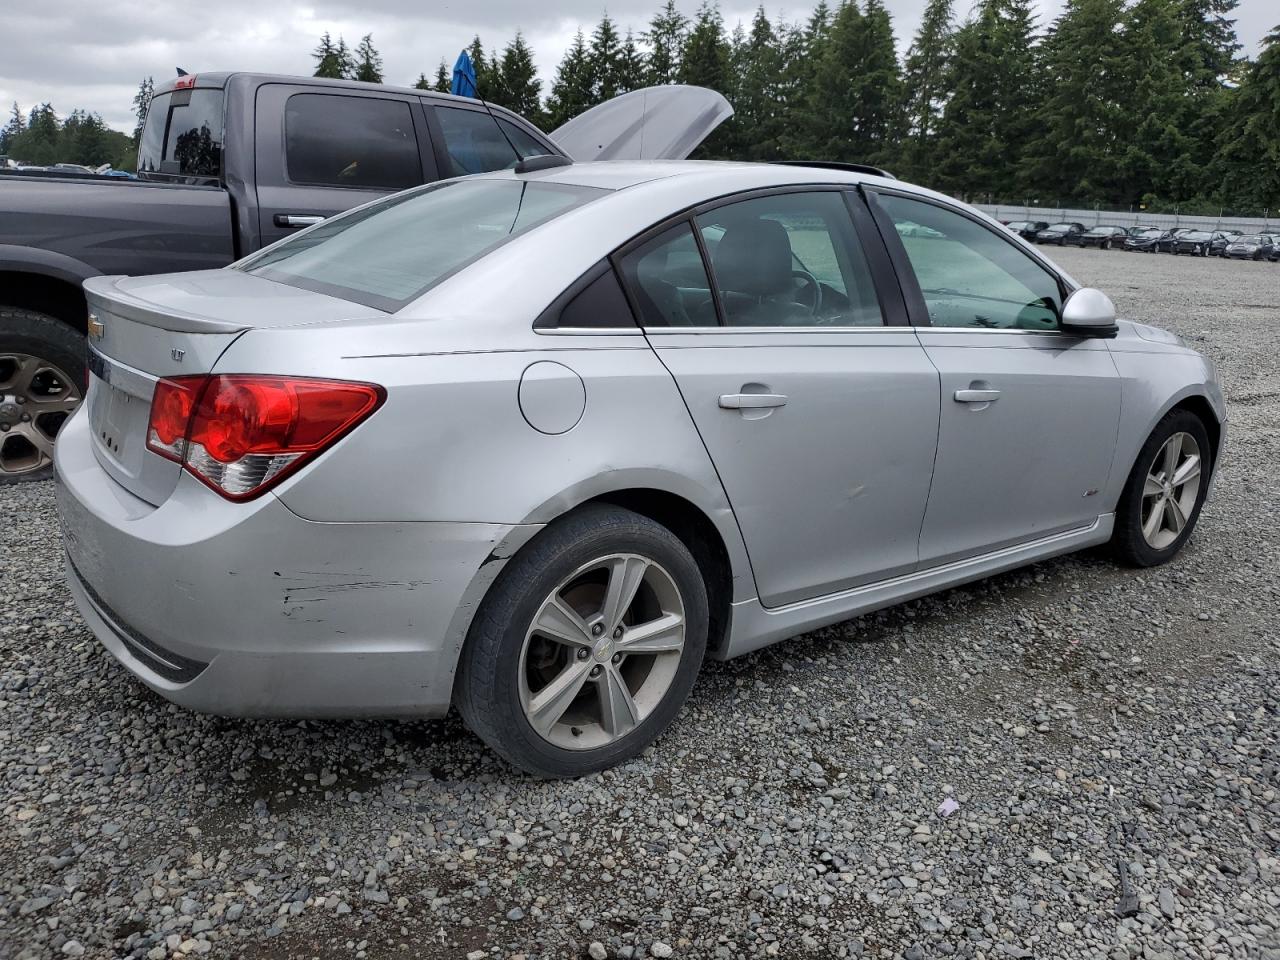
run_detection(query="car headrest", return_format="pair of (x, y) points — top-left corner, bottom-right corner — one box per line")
(713, 218), (793, 297)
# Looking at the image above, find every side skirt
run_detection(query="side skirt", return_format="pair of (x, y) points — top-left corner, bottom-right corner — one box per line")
(716, 514), (1114, 660)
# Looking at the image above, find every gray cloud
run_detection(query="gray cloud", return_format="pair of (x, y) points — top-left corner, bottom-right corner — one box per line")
(0, 0), (1271, 135)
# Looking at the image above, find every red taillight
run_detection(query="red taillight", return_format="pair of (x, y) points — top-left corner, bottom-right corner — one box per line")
(145, 375), (384, 500)
(173, 75), (197, 90)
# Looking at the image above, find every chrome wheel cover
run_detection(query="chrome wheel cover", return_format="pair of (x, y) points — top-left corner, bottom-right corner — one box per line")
(1140, 432), (1202, 550)
(0, 353), (82, 476)
(519, 553), (686, 751)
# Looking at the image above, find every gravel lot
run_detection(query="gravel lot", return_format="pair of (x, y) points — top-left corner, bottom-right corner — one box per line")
(3, 247), (1278, 960)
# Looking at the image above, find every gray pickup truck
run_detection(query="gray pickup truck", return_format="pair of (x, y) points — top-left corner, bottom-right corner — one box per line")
(0, 71), (731, 481)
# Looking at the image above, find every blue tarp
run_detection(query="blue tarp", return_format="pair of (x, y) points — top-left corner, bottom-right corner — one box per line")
(451, 50), (477, 98)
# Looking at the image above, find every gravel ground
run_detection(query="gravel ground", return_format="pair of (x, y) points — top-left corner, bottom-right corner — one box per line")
(2, 247), (1278, 960)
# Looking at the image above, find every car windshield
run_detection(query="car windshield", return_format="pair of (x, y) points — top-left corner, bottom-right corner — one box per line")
(1183, 232), (1211, 241)
(1047, 224), (1074, 231)
(1237, 235), (1265, 243)
(1138, 229), (1162, 237)
(237, 179), (605, 311)
(1086, 228), (1111, 235)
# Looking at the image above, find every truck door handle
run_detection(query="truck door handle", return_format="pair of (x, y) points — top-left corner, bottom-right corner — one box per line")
(274, 214), (325, 228)
(954, 388), (1001, 403)
(719, 393), (788, 410)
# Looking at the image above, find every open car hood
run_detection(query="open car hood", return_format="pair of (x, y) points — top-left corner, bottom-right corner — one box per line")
(550, 85), (733, 162)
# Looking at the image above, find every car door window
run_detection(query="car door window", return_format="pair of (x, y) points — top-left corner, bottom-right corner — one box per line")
(616, 222), (718, 327)
(435, 107), (554, 175)
(879, 194), (1063, 330)
(696, 192), (883, 327)
(285, 94), (421, 189)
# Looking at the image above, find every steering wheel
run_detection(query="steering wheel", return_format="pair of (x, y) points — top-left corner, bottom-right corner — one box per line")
(791, 269), (823, 315)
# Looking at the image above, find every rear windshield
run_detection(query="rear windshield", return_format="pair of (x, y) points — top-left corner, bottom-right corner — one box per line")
(137, 89), (225, 184)
(237, 179), (605, 311)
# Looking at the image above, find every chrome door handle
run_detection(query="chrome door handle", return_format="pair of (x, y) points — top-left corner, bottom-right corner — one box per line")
(273, 214), (325, 228)
(719, 393), (788, 409)
(954, 388), (1001, 403)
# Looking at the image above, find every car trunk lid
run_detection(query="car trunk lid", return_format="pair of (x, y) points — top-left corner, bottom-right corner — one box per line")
(82, 270), (378, 505)
(550, 85), (732, 162)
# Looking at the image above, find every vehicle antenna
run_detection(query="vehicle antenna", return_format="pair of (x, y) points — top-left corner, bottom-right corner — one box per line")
(460, 67), (524, 165)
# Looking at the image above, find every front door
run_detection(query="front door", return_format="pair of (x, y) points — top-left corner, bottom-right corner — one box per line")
(619, 190), (941, 607)
(870, 191), (1122, 567)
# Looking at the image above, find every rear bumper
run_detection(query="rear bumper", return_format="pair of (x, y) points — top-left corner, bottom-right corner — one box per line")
(55, 407), (534, 718)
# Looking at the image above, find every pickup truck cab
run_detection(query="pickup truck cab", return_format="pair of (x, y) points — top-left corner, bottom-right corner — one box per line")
(0, 73), (729, 480)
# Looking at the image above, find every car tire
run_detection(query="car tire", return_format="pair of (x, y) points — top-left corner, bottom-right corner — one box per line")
(1111, 409), (1212, 568)
(455, 503), (709, 778)
(1102, 240), (1111, 250)
(0, 307), (86, 484)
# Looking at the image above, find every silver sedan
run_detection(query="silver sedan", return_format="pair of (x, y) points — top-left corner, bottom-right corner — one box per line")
(57, 161), (1225, 777)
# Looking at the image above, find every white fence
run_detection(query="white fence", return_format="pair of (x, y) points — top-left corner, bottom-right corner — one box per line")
(972, 204), (1276, 235)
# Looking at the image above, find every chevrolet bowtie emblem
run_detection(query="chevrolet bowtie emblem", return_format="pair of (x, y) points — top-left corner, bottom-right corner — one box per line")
(87, 313), (105, 339)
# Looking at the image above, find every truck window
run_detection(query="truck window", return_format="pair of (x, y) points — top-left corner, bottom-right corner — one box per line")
(435, 106), (554, 176)
(285, 94), (421, 190)
(137, 89), (225, 183)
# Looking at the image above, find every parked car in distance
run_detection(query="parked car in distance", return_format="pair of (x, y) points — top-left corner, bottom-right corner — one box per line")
(1034, 222), (1086, 245)
(1124, 227), (1165, 252)
(1127, 225), (1159, 236)
(1158, 228), (1196, 253)
(0, 73), (730, 483)
(1171, 230), (1225, 256)
(1223, 234), (1276, 260)
(1005, 220), (1049, 241)
(1072, 225), (1128, 249)
(1209, 230), (1242, 257)
(57, 159), (1226, 777)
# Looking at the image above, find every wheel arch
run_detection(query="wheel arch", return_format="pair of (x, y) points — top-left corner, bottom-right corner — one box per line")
(0, 247), (100, 333)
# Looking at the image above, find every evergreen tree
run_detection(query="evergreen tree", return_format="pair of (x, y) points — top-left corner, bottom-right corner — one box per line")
(1, 102), (25, 155)
(679, 3), (731, 92)
(312, 32), (346, 78)
(466, 36), (491, 98)
(731, 8), (786, 161)
(618, 31), (647, 92)
(644, 1), (689, 84)
(545, 30), (594, 128)
(434, 60), (451, 93)
(1020, 0), (1130, 203)
(413, 73), (431, 90)
(335, 37), (356, 79)
(1217, 24), (1280, 208)
(131, 77), (153, 145)
(900, 0), (954, 181)
(587, 13), (625, 103)
(801, 0), (903, 166)
(494, 33), (543, 119)
(353, 34), (383, 83)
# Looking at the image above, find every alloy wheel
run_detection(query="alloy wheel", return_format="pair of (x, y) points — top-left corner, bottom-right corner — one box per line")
(519, 553), (686, 751)
(0, 353), (82, 477)
(1140, 431), (1202, 550)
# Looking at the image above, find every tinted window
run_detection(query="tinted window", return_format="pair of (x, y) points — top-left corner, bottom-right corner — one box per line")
(436, 107), (554, 176)
(697, 192), (883, 327)
(1047, 223), (1076, 231)
(286, 94), (421, 189)
(545, 266), (637, 329)
(617, 223), (718, 327)
(879, 194), (1063, 331)
(137, 89), (224, 182)
(239, 179), (603, 311)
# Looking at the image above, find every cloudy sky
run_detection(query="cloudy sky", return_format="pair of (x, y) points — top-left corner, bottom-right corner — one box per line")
(1, 0), (1273, 134)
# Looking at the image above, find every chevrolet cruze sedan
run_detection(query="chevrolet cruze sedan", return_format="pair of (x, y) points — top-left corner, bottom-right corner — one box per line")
(57, 161), (1226, 777)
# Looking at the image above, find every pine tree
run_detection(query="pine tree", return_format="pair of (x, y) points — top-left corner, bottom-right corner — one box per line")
(434, 60), (451, 93)
(335, 37), (356, 79)
(466, 36), (491, 98)
(0, 102), (24, 155)
(731, 8), (786, 161)
(618, 31), (647, 92)
(131, 77), (153, 145)
(644, 1), (689, 84)
(313, 32), (346, 78)
(545, 30), (593, 129)
(1020, 0), (1130, 203)
(495, 33), (543, 120)
(1216, 24), (1280, 208)
(353, 34), (383, 83)
(587, 13), (625, 102)
(900, 0), (953, 181)
(679, 3), (731, 91)
(413, 73), (431, 90)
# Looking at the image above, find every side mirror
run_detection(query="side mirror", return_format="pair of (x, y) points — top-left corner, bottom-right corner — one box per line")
(1061, 287), (1118, 337)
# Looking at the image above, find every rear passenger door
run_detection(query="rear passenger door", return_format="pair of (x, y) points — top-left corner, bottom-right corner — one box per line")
(253, 84), (437, 249)
(621, 188), (941, 608)
(425, 103), (558, 177)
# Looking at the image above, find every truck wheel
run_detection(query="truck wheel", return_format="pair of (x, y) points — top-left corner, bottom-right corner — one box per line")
(0, 307), (85, 483)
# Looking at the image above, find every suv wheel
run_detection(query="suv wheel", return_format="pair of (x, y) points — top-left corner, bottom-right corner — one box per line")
(0, 308), (85, 484)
